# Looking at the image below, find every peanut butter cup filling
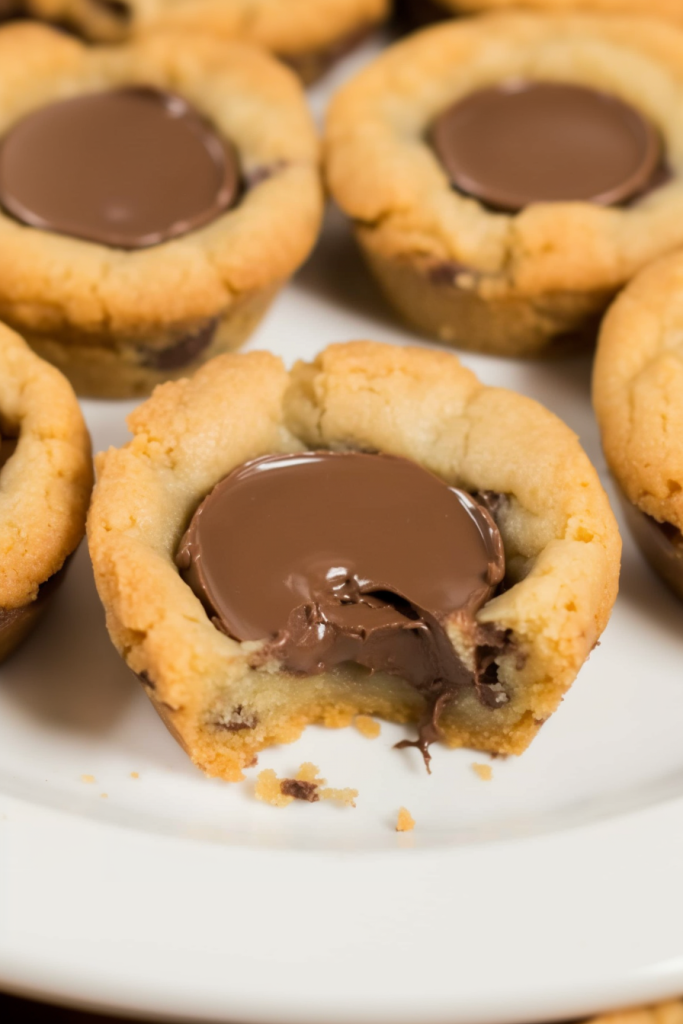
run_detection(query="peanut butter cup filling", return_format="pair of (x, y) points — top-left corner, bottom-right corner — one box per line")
(430, 81), (662, 211)
(0, 87), (239, 249)
(177, 451), (506, 766)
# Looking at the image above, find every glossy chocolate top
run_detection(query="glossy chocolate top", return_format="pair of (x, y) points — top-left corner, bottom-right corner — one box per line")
(177, 452), (505, 743)
(430, 81), (661, 211)
(0, 87), (239, 249)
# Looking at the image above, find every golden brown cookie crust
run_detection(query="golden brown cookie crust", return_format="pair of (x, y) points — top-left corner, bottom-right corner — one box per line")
(325, 12), (683, 356)
(593, 249), (683, 537)
(0, 23), (323, 397)
(25, 0), (389, 60)
(0, 321), (92, 611)
(88, 341), (620, 782)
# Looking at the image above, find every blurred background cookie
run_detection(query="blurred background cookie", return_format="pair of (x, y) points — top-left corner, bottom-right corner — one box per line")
(326, 13), (683, 356)
(0, 23), (323, 397)
(594, 249), (683, 600)
(23, 0), (390, 84)
(0, 321), (92, 662)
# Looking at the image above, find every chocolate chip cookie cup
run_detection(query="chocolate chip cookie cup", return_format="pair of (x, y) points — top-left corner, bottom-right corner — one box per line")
(326, 13), (683, 357)
(0, 321), (92, 662)
(88, 341), (620, 781)
(396, 0), (683, 30)
(0, 24), (323, 398)
(594, 251), (683, 600)
(24, 0), (389, 84)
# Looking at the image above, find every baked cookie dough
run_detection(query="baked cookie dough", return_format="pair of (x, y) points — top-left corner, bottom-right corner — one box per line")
(24, 0), (389, 83)
(0, 23), (322, 398)
(88, 341), (620, 782)
(396, 1), (683, 30)
(594, 249), (683, 599)
(0, 321), (92, 662)
(325, 13), (683, 356)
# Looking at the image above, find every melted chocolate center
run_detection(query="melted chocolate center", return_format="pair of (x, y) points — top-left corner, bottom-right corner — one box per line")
(430, 81), (662, 211)
(0, 87), (239, 249)
(177, 451), (506, 765)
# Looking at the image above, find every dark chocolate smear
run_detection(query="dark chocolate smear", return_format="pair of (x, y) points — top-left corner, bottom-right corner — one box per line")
(394, 0), (451, 30)
(0, 87), (239, 249)
(177, 451), (506, 767)
(430, 81), (662, 211)
(141, 317), (219, 371)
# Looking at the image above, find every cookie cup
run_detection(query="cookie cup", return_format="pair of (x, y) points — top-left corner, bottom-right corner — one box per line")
(326, 13), (683, 356)
(594, 250), (683, 599)
(88, 341), (620, 781)
(24, 0), (389, 82)
(0, 24), (323, 398)
(0, 322), (92, 661)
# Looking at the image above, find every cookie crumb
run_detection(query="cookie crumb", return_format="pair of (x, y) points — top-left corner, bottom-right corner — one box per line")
(255, 768), (291, 807)
(100, 793), (108, 799)
(396, 807), (415, 832)
(354, 714), (381, 739)
(81, 774), (95, 784)
(255, 763), (358, 808)
(472, 762), (492, 781)
(130, 772), (139, 780)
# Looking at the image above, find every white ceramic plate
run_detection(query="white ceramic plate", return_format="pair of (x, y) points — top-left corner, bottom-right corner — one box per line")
(1, 34), (683, 1024)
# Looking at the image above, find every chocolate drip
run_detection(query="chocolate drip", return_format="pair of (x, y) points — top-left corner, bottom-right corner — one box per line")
(0, 87), (239, 249)
(177, 451), (507, 767)
(431, 81), (663, 211)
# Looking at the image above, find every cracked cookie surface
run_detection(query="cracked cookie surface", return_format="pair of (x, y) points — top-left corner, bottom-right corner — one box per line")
(326, 12), (683, 356)
(0, 23), (322, 397)
(88, 341), (620, 781)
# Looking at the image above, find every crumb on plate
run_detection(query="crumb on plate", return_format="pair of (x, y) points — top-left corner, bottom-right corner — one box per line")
(255, 762), (358, 808)
(80, 774), (95, 784)
(472, 762), (493, 781)
(130, 772), (139, 780)
(354, 714), (381, 739)
(396, 807), (415, 832)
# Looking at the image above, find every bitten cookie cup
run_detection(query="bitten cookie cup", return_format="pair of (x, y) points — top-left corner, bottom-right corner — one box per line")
(0, 24), (323, 399)
(593, 251), (683, 600)
(88, 341), (620, 782)
(396, 0), (683, 29)
(325, 13), (683, 357)
(0, 322), (92, 662)
(24, 0), (389, 83)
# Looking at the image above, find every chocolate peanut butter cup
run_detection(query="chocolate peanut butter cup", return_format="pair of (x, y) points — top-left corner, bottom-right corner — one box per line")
(430, 81), (662, 211)
(177, 451), (506, 767)
(0, 23), (322, 398)
(325, 12), (683, 357)
(0, 88), (240, 250)
(0, 322), (92, 664)
(88, 341), (620, 782)
(594, 249), (683, 603)
(24, 0), (389, 84)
